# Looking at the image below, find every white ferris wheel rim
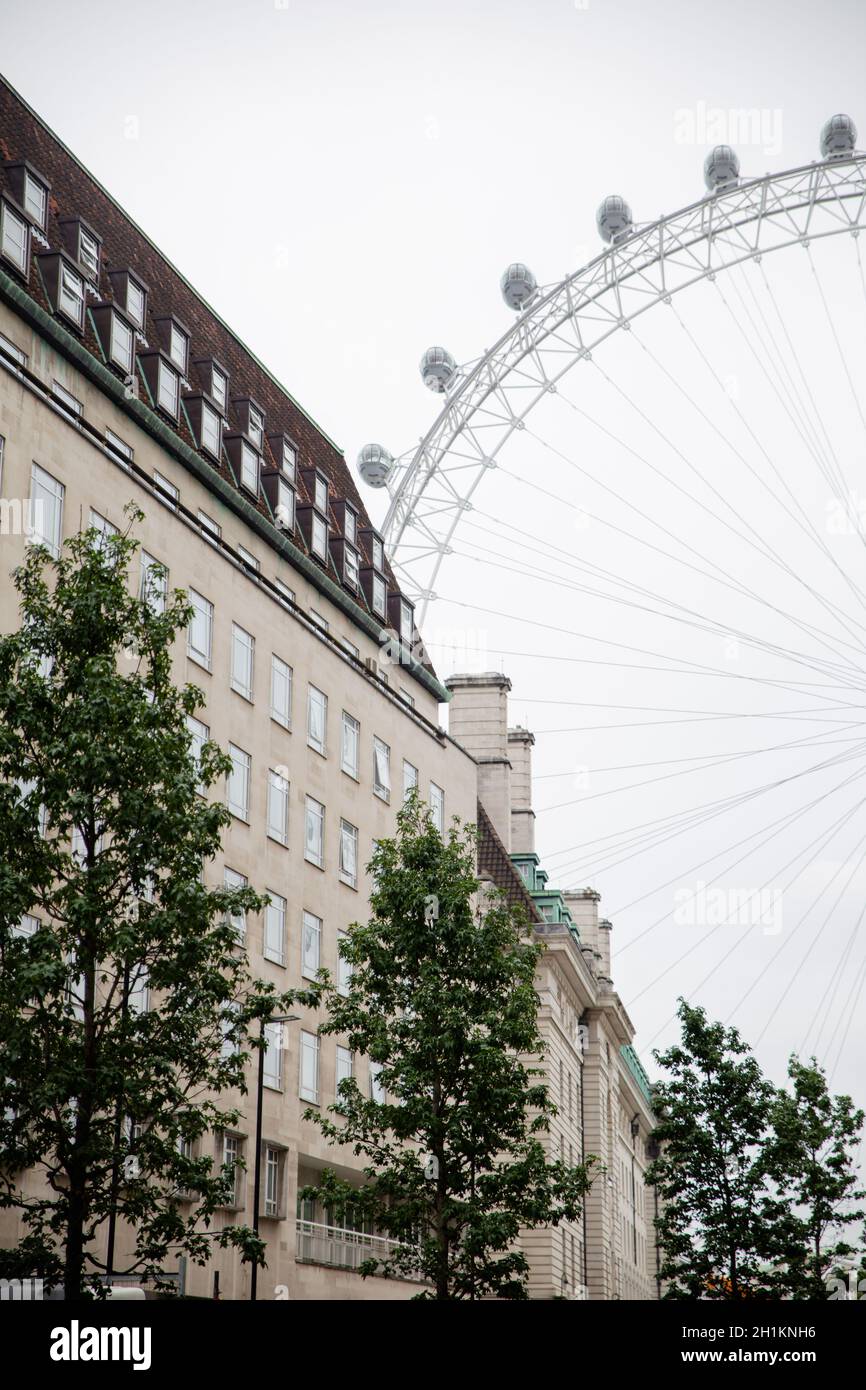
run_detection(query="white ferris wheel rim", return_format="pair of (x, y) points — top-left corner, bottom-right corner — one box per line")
(380, 153), (866, 626)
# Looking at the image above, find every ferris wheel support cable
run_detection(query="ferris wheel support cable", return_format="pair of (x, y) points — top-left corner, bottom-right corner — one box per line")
(825, 949), (866, 1082)
(447, 499), (866, 687)
(807, 245), (866, 444)
(630, 782), (866, 1016)
(454, 518), (866, 682)
(548, 731), (866, 883)
(801, 905), (865, 1055)
(630, 301), (866, 634)
(528, 734), (866, 780)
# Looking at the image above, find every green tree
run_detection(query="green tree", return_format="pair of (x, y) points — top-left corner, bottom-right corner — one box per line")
(301, 794), (596, 1300)
(0, 513), (314, 1299)
(647, 1000), (786, 1299)
(764, 1055), (864, 1299)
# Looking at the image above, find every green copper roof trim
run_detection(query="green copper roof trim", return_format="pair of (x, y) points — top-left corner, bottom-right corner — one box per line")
(621, 1044), (653, 1105)
(0, 72), (344, 457)
(0, 268), (451, 706)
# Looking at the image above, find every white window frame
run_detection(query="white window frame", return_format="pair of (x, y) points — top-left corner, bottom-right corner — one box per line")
(336, 1045), (353, 1091)
(221, 1132), (242, 1208)
(1, 200), (29, 272)
(264, 892), (286, 966)
(240, 440), (259, 494)
(227, 743), (251, 821)
(345, 547), (360, 590)
(373, 737), (391, 803)
(263, 1021), (283, 1091)
(126, 277), (146, 329)
(270, 654), (292, 728)
(340, 711), (359, 780)
(198, 510), (221, 544)
(153, 471), (179, 510)
(247, 404), (264, 449)
(110, 312), (134, 373)
(29, 463), (64, 557)
(105, 428), (133, 461)
(186, 714), (208, 794)
(157, 359), (179, 417)
(53, 381), (82, 417)
(339, 819), (359, 889)
(281, 439), (296, 480)
(372, 574), (386, 618)
(337, 930), (352, 996)
(276, 479), (294, 532)
(230, 623), (255, 701)
(307, 685), (327, 755)
(263, 1144), (282, 1216)
(304, 796), (324, 869)
(200, 401), (222, 458)
(59, 263), (85, 327)
(430, 782), (445, 833)
(344, 508), (357, 545)
(140, 551), (167, 614)
(79, 226), (99, 277)
(369, 1061), (385, 1104)
(302, 910), (321, 980)
(224, 867), (247, 940)
(311, 513), (327, 560)
(168, 322), (188, 373)
(399, 600), (413, 645)
(403, 760), (419, 801)
(211, 365), (227, 411)
(314, 474), (328, 513)
(372, 536), (384, 571)
(267, 769), (289, 846)
(299, 1030), (320, 1103)
(186, 589), (213, 668)
(23, 171), (47, 227)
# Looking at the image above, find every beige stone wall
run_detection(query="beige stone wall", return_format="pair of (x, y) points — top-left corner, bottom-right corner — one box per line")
(0, 303), (479, 1300)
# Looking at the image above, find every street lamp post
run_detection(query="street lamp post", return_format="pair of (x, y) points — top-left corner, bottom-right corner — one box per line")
(250, 1013), (298, 1302)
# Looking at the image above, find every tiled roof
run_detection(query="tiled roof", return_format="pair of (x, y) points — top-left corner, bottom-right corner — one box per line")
(476, 802), (542, 922)
(0, 76), (408, 623)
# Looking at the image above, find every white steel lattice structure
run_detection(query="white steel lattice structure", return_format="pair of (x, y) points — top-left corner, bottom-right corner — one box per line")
(378, 153), (866, 623)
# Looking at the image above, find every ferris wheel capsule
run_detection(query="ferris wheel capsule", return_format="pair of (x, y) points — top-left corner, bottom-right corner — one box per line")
(500, 262), (538, 310)
(356, 443), (394, 488)
(596, 195), (633, 245)
(821, 113), (857, 158)
(704, 144), (740, 191)
(420, 345), (457, 393)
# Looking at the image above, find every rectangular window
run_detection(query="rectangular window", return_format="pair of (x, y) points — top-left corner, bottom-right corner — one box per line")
(403, 760), (418, 801)
(302, 910), (321, 980)
(227, 743), (251, 821)
(399, 600), (413, 646)
(168, 323), (188, 373)
(336, 1045), (353, 1091)
(29, 463), (64, 556)
(248, 404), (264, 449)
(105, 429), (133, 462)
(299, 1031), (320, 1103)
(304, 796), (324, 868)
(126, 278), (145, 329)
(221, 1132), (242, 1208)
(186, 714), (208, 794)
(281, 439), (296, 480)
(337, 930), (352, 996)
(89, 509), (117, 548)
(53, 381), (82, 417)
(24, 172), (47, 226)
(198, 510), (221, 544)
(111, 314), (133, 373)
(128, 966), (149, 1015)
(344, 509), (357, 545)
(372, 536), (384, 571)
(224, 867), (247, 939)
(140, 551), (167, 614)
(311, 513), (327, 560)
(270, 654), (292, 727)
(263, 1021), (283, 1090)
(238, 544), (260, 573)
(264, 892), (286, 965)
(345, 548), (359, 590)
(274, 578), (295, 605)
(240, 441), (259, 494)
(157, 359), (179, 417)
(13, 913), (39, 939)
(339, 820), (359, 889)
(230, 623), (255, 701)
(307, 685), (327, 755)
(201, 401), (222, 458)
(211, 365), (227, 411)
(187, 589), (213, 668)
(1, 201), (28, 272)
(373, 737), (391, 802)
(276, 479), (294, 532)
(340, 712), (359, 779)
(369, 1061), (385, 1104)
(263, 1144), (282, 1217)
(372, 574), (386, 618)
(59, 264), (85, 326)
(400, 688), (415, 709)
(267, 769), (289, 846)
(310, 610), (329, 632)
(153, 471), (178, 509)
(314, 475), (328, 513)
(0, 329), (28, 366)
(430, 782), (445, 833)
(79, 227), (99, 277)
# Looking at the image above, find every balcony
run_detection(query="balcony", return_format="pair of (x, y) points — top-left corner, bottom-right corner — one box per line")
(295, 1219), (424, 1281)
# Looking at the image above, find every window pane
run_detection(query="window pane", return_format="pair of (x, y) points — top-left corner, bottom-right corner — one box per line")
(112, 314), (133, 372)
(430, 782), (445, 832)
(140, 551), (167, 614)
(230, 624), (254, 701)
(29, 463), (64, 556)
(373, 738), (391, 801)
(403, 760), (418, 800)
(201, 403), (221, 456)
(169, 324), (187, 370)
(267, 769), (288, 845)
(372, 574), (386, 616)
(304, 797), (324, 868)
(339, 820), (358, 888)
(307, 686), (327, 754)
(186, 714), (208, 794)
(264, 893), (286, 964)
(158, 361), (179, 415)
(341, 712), (359, 779)
(337, 931), (352, 996)
(300, 1031), (319, 1102)
(187, 589), (212, 666)
(302, 911), (321, 979)
(336, 1046), (353, 1089)
(127, 279), (145, 327)
(1, 202), (28, 271)
(60, 265), (84, 324)
(314, 476), (328, 512)
(270, 655), (292, 726)
(211, 367), (227, 410)
(312, 513), (327, 559)
(24, 174), (46, 225)
(224, 867), (247, 938)
(263, 1021), (283, 1089)
(241, 442), (259, 492)
(227, 744), (250, 820)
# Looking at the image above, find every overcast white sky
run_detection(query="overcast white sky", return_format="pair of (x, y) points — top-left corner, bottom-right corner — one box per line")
(4, 0), (866, 1126)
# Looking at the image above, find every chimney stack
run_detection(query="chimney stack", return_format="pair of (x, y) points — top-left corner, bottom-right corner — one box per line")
(507, 726), (535, 853)
(446, 672), (513, 851)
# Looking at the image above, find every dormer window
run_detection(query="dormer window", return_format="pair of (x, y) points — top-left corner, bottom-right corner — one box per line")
(61, 218), (101, 280)
(211, 365), (227, 411)
(281, 437), (296, 480)
(372, 574), (386, 617)
(344, 507), (357, 545)
(79, 227), (100, 278)
(314, 474), (328, 514)
(276, 479), (294, 532)
(59, 262), (85, 327)
(0, 200), (29, 274)
(372, 536), (384, 571)
(126, 277), (146, 329)
(23, 170), (47, 228)
(240, 441), (259, 495)
(201, 402), (222, 459)
(157, 359), (180, 418)
(169, 323), (188, 373)
(399, 599), (413, 645)
(232, 397), (265, 447)
(111, 313), (134, 373)
(345, 547), (360, 590)
(312, 513), (328, 560)
(248, 404), (264, 449)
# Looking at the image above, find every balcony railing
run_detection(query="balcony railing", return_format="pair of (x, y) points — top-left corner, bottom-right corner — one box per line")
(295, 1219), (423, 1281)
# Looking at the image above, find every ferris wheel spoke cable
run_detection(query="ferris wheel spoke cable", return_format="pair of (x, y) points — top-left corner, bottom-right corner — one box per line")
(807, 245), (866, 445)
(456, 515), (866, 685)
(547, 734), (866, 881)
(629, 780), (866, 1020)
(581, 352), (866, 659)
(803, 905), (866, 1057)
(826, 953), (866, 1085)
